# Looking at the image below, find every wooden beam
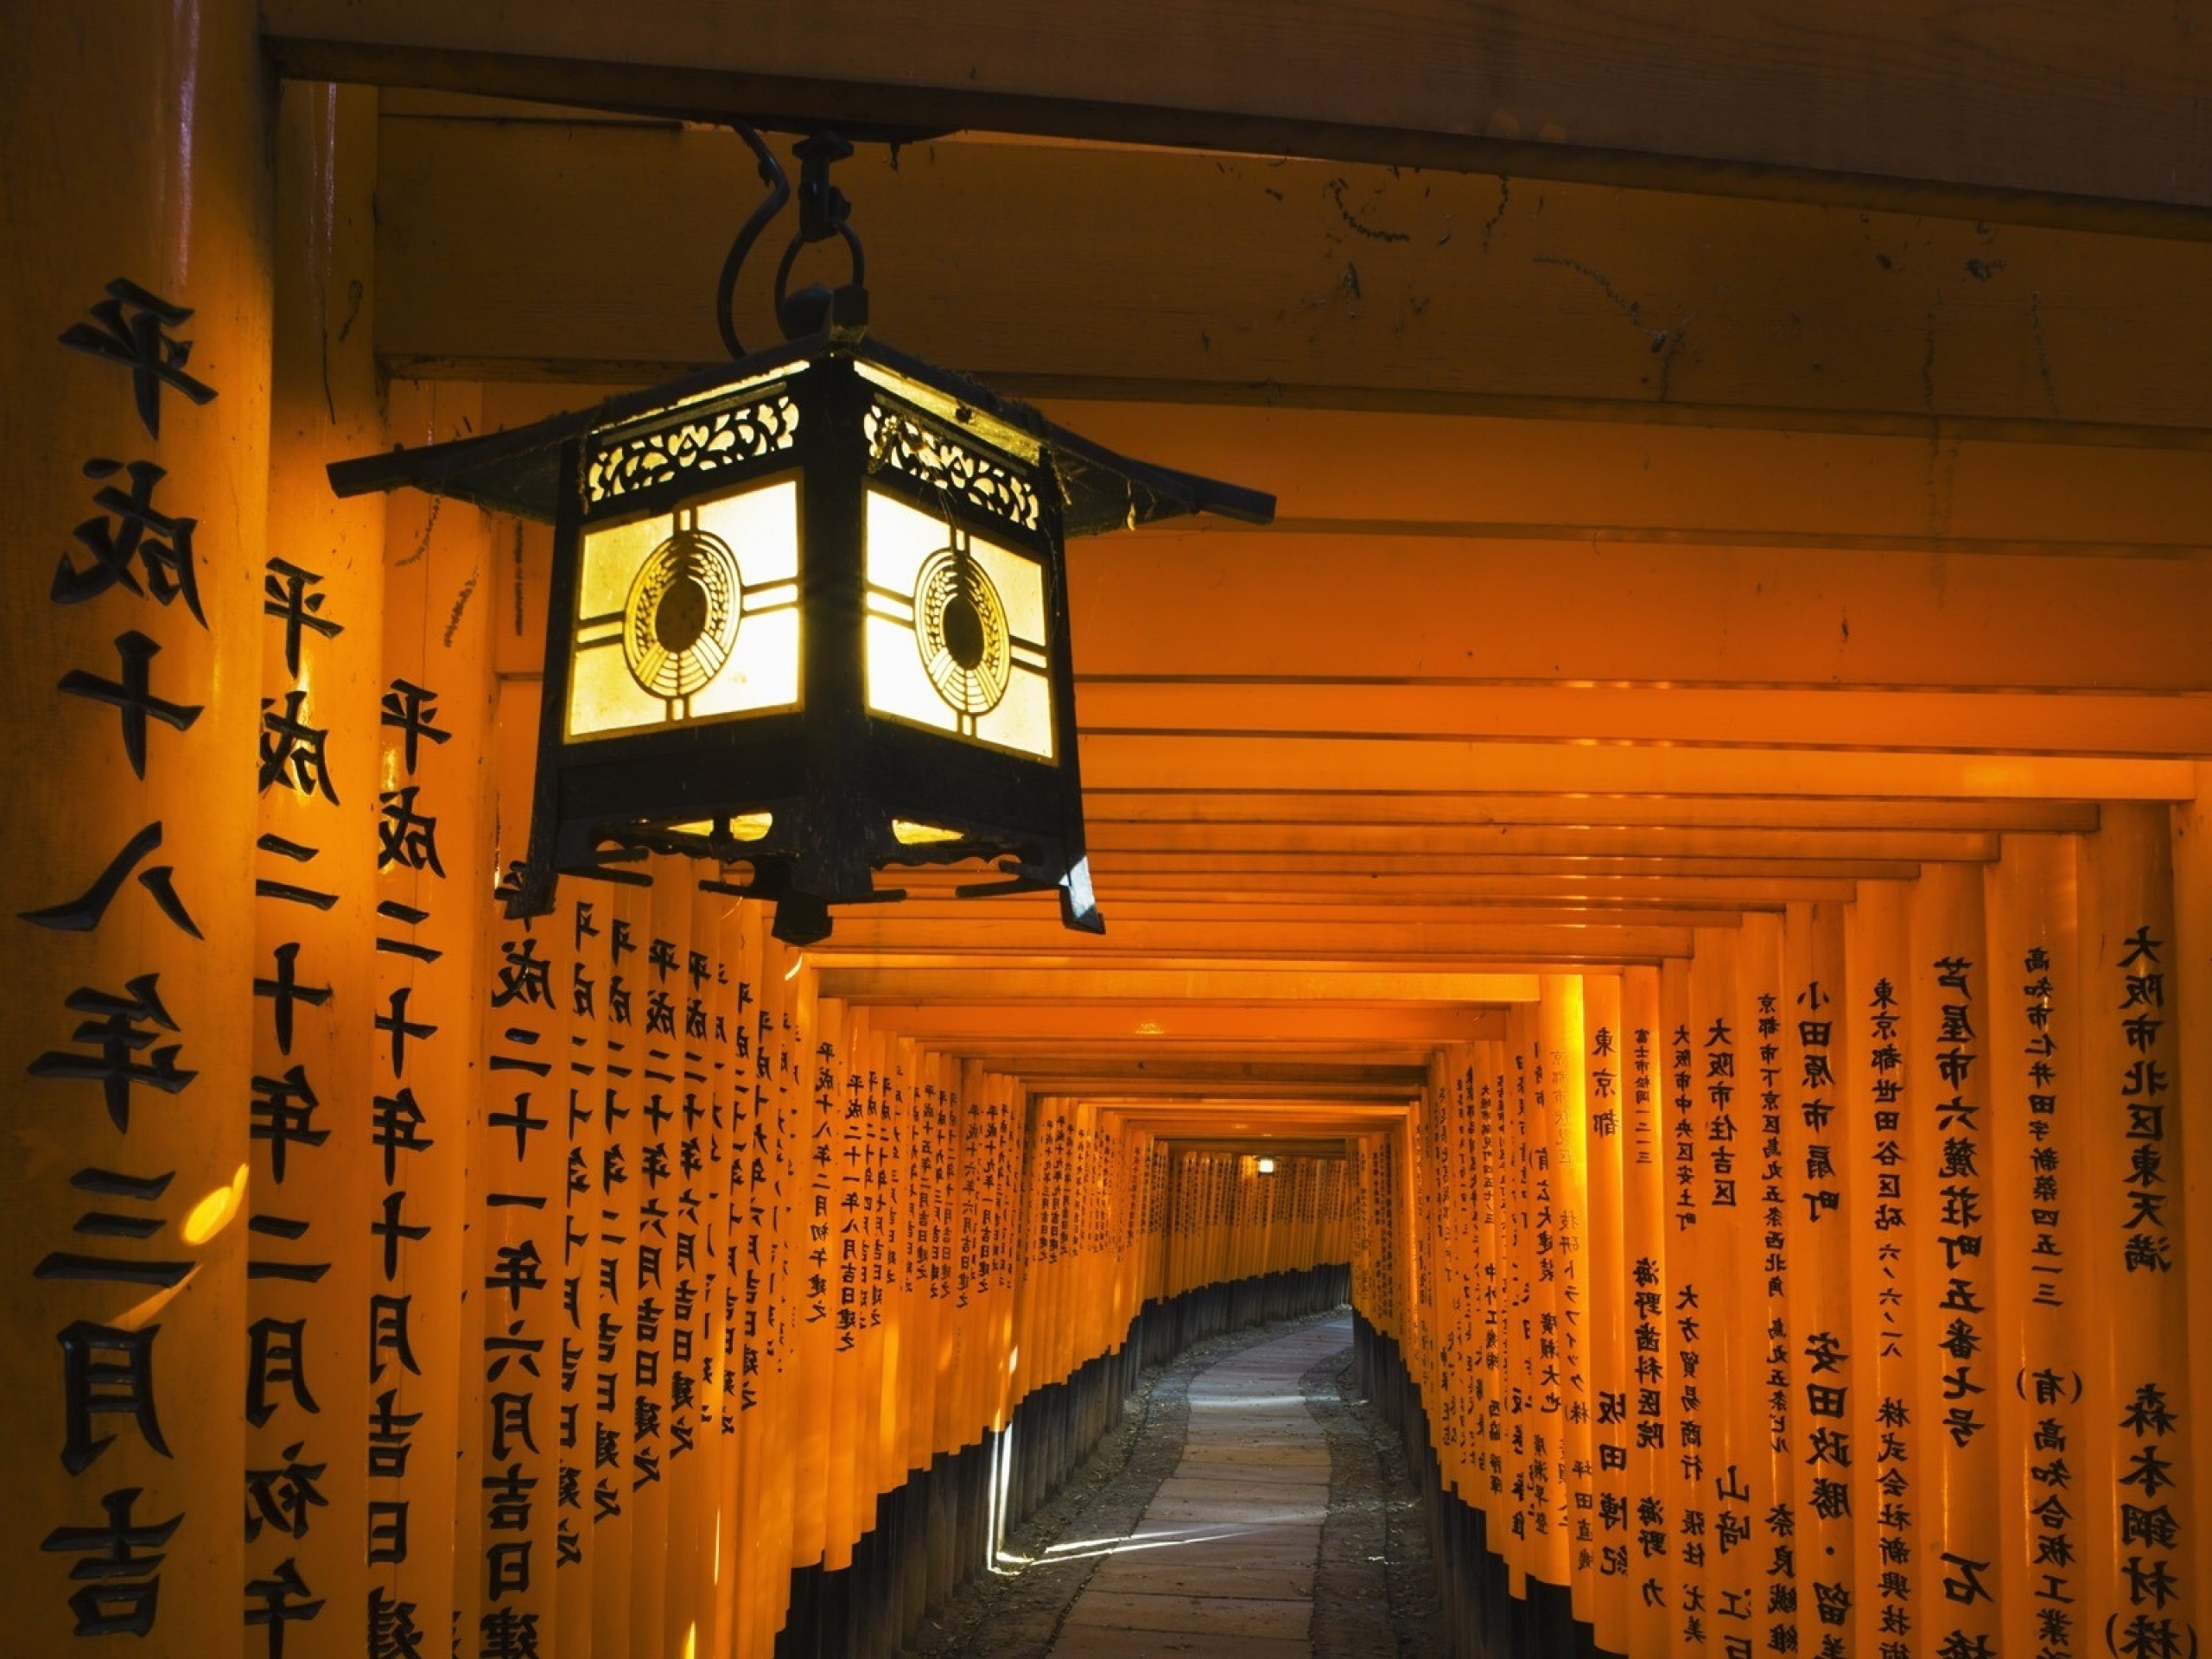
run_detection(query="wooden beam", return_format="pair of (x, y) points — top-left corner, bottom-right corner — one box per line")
(1149, 1138), (1352, 1159)
(1077, 735), (2196, 801)
(952, 1043), (1441, 1067)
(1084, 793), (2101, 834)
(804, 913), (1699, 962)
(852, 1003), (1501, 1042)
(909, 860), (1836, 885)
(1077, 823), (2001, 861)
(915, 889), (1849, 929)
(883, 897), (1746, 931)
(815, 968), (1542, 1002)
(377, 119), (2212, 433)
(1078, 683), (2212, 760)
(1091, 1084), (1414, 1103)
(264, 0), (2212, 227)
(818, 958), (1675, 989)
(793, 863), (1883, 906)
(982, 1071), (1415, 1096)
(1067, 534), (2212, 695)
(1096, 1101), (1411, 1120)
(898, 885), (1849, 925)
(897, 867), (1856, 903)
(1139, 1109), (1398, 1127)
(1041, 403), (2212, 553)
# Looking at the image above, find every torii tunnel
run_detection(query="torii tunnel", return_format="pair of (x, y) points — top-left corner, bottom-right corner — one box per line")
(4, 7), (2210, 1659)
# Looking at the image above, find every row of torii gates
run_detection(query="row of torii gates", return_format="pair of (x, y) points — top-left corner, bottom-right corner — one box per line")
(3, 5), (2209, 1658)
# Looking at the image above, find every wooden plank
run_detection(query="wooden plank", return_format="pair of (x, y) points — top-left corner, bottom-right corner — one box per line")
(1077, 682), (2212, 760)
(846, 1003), (1503, 1041)
(896, 877), (1850, 910)
(815, 969), (1542, 1002)
(799, 914), (1699, 960)
(1066, 534), (2212, 694)
(939, 1041), (1443, 1065)
(963, 1059), (1427, 1090)
(265, 0), (2212, 225)
(1077, 734), (2197, 800)
(893, 868), (1854, 907)
(1141, 1137), (1353, 1158)
(909, 850), (1909, 882)
(885, 898), (1746, 931)
(377, 120), (2212, 433)
(1077, 823), (2000, 861)
(1044, 404), (2212, 554)
(1108, 1103), (1411, 1120)
(1081, 792), (2100, 834)
(815, 957), (1674, 988)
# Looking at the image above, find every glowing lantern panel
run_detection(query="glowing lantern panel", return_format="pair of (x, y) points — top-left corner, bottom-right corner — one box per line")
(566, 474), (804, 741)
(862, 485), (1054, 761)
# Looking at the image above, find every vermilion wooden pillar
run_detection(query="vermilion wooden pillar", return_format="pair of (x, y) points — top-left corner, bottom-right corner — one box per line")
(2078, 807), (2196, 1652)
(247, 78), (385, 1659)
(0, 4), (270, 1652)
(375, 378), (496, 1659)
(1982, 834), (2085, 1659)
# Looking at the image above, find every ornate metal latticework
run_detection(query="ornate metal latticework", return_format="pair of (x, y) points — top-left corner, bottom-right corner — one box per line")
(865, 400), (1042, 531)
(587, 389), (798, 504)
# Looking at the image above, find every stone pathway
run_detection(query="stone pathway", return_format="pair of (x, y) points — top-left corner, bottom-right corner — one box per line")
(1044, 1317), (1350, 1658)
(901, 1310), (1435, 1659)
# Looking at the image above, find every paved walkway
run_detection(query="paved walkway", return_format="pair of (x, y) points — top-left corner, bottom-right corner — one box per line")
(1045, 1316), (1351, 1658)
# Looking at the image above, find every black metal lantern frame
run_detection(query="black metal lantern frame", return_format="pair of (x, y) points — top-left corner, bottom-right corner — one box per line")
(332, 127), (1273, 944)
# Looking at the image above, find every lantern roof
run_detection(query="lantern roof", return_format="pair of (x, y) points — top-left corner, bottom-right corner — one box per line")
(329, 333), (1275, 537)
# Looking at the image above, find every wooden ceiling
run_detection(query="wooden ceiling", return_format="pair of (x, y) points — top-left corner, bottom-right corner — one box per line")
(265, 3), (2212, 1137)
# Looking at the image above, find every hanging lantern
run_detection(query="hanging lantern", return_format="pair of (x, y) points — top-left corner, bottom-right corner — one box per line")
(332, 129), (1272, 943)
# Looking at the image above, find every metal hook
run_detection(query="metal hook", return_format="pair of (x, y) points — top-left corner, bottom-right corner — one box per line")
(716, 124), (791, 361)
(772, 131), (868, 340)
(716, 124), (889, 353)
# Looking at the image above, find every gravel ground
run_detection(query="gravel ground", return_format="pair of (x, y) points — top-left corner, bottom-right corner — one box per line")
(900, 1311), (1440, 1659)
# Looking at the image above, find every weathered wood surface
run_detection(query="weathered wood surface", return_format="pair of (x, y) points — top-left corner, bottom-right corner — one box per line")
(377, 121), (2212, 432)
(268, 0), (2212, 227)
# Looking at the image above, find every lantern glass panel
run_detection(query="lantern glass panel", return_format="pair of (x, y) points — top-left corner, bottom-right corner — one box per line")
(565, 474), (804, 741)
(890, 818), (964, 846)
(665, 813), (773, 842)
(861, 485), (1055, 760)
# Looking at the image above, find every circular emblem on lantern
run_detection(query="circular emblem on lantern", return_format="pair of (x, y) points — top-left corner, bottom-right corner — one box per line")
(913, 546), (1012, 715)
(623, 524), (743, 700)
